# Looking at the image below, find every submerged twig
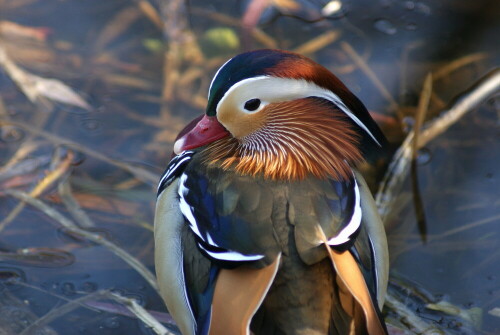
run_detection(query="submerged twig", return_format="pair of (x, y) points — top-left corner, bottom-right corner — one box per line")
(3, 189), (159, 292)
(109, 292), (174, 335)
(341, 41), (400, 115)
(15, 287), (175, 335)
(0, 119), (158, 185)
(58, 178), (96, 228)
(0, 140), (41, 180)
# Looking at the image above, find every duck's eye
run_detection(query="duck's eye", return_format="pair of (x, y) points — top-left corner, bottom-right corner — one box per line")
(244, 99), (261, 111)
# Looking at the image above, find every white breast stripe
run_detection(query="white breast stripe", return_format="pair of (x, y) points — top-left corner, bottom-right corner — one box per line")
(158, 151), (193, 193)
(179, 174), (265, 262)
(198, 243), (265, 262)
(216, 76), (381, 146)
(178, 173), (204, 240)
(327, 178), (362, 245)
(177, 174), (228, 251)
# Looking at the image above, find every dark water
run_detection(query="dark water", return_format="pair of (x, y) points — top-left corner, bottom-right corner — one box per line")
(0, 0), (499, 333)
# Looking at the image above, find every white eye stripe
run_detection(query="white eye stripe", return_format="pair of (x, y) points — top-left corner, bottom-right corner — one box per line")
(216, 76), (381, 146)
(327, 177), (361, 245)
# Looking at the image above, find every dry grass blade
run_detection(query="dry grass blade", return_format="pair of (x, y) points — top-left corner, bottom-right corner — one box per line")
(341, 41), (400, 115)
(94, 6), (143, 50)
(0, 140), (40, 179)
(136, 0), (163, 30)
(433, 52), (489, 81)
(0, 20), (50, 42)
(250, 28), (279, 49)
(108, 292), (174, 335)
(3, 189), (159, 292)
(389, 213), (500, 261)
(293, 30), (341, 55)
(0, 151), (74, 233)
(0, 119), (158, 185)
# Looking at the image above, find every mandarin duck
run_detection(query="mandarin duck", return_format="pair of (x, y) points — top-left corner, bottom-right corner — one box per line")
(154, 49), (389, 335)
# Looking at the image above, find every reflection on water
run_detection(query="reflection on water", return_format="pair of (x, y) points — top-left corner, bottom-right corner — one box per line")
(0, 0), (498, 333)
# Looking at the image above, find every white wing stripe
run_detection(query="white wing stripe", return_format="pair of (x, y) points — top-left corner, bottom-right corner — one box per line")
(158, 151), (193, 193)
(198, 243), (265, 262)
(178, 173), (204, 240)
(327, 178), (362, 245)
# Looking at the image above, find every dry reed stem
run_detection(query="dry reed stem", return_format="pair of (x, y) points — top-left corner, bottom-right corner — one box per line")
(412, 73), (432, 160)
(109, 292), (174, 335)
(376, 68), (500, 220)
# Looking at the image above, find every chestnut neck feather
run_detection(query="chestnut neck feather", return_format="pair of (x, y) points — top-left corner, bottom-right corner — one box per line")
(202, 98), (363, 181)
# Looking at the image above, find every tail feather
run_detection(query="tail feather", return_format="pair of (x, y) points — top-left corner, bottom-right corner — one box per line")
(320, 233), (387, 335)
(209, 254), (281, 335)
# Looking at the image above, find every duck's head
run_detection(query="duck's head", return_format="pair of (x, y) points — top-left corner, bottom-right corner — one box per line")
(174, 49), (386, 180)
